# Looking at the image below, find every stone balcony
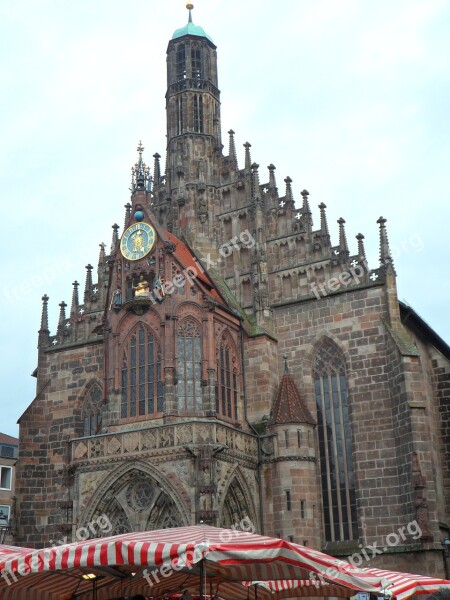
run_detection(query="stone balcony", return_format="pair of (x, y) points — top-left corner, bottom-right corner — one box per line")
(70, 420), (258, 466)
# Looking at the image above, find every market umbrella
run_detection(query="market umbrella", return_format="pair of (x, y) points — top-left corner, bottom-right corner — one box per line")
(0, 525), (391, 600)
(362, 566), (450, 600)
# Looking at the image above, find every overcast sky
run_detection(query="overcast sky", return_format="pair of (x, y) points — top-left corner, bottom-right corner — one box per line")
(1, 0), (449, 437)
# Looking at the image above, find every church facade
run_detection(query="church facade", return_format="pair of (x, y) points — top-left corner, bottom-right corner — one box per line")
(14, 8), (450, 577)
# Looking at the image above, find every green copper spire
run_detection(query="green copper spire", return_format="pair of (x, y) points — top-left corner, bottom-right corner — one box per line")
(172, 3), (214, 43)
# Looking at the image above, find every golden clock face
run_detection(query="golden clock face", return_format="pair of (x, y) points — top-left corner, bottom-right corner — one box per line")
(120, 222), (156, 261)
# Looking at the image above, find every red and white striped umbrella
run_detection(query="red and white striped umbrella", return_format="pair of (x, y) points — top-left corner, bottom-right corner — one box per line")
(0, 544), (32, 561)
(0, 525), (390, 600)
(363, 566), (450, 600)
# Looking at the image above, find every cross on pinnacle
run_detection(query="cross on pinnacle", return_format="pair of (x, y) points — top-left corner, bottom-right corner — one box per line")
(137, 141), (144, 158)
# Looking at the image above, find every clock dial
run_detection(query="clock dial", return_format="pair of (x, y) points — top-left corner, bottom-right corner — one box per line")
(120, 222), (156, 261)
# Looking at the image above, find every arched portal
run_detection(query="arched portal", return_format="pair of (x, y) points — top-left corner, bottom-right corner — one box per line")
(81, 467), (187, 534)
(219, 475), (256, 530)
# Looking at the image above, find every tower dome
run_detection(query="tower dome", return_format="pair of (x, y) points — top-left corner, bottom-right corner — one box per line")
(172, 3), (214, 43)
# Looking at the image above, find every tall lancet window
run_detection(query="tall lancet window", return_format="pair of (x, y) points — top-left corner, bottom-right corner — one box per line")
(177, 320), (202, 411)
(217, 336), (238, 420)
(313, 339), (358, 542)
(176, 96), (184, 135)
(121, 325), (163, 419)
(191, 46), (202, 79)
(176, 44), (186, 80)
(82, 385), (102, 437)
(193, 94), (204, 133)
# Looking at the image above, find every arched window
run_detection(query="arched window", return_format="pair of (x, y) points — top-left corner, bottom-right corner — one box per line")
(176, 44), (186, 81)
(177, 320), (202, 411)
(83, 385), (102, 437)
(313, 339), (358, 542)
(217, 336), (238, 420)
(121, 326), (164, 419)
(191, 46), (202, 79)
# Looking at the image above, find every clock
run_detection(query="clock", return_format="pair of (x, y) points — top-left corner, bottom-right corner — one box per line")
(120, 222), (156, 261)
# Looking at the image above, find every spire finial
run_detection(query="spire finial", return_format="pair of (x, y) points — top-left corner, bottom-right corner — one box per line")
(284, 176), (293, 204)
(39, 294), (49, 333)
(70, 281), (79, 317)
(244, 142), (252, 173)
(228, 130), (237, 166)
(356, 233), (366, 260)
(377, 216), (395, 273)
(187, 3), (194, 22)
(57, 301), (67, 337)
(137, 140), (144, 158)
(319, 202), (330, 240)
(84, 264), (93, 301)
(111, 224), (120, 254)
(337, 217), (349, 256)
(283, 354), (289, 374)
(38, 294), (50, 346)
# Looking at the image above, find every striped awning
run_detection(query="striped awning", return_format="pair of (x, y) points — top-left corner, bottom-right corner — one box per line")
(0, 525), (398, 599)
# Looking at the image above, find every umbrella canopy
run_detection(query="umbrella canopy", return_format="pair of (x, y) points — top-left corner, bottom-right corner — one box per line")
(363, 566), (450, 600)
(0, 544), (33, 561)
(0, 525), (391, 599)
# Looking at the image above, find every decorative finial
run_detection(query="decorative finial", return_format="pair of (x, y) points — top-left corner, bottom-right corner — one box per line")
(186, 3), (194, 22)
(137, 140), (144, 157)
(283, 354), (289, 374)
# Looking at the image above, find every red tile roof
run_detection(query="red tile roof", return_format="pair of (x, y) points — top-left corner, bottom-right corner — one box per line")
(165, 231), (223, 304)
(0, 433), (19, 445)
(271, 374), (316, 425)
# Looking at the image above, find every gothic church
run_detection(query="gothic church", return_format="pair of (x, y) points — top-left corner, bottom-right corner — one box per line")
(15, 6), (450, 577)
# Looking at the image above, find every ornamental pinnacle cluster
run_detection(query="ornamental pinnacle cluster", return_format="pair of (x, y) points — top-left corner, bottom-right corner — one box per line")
(14, 4), (450, 577)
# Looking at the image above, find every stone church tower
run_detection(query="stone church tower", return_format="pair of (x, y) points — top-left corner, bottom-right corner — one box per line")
(15, 5), (450, 577)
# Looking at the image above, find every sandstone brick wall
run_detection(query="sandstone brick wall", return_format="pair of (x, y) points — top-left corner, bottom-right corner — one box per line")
(15, 342), (104, 547)
(272, 284), (444, 566)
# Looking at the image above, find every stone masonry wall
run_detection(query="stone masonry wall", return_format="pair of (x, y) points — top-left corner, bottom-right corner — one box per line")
(15, 342), (103, 547)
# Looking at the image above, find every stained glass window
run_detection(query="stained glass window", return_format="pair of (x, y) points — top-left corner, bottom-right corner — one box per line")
(121, 325), (164, 419)
(82, 385), (102, 437)
(177, 320), (202, 411)
(313, 339), (358, 542)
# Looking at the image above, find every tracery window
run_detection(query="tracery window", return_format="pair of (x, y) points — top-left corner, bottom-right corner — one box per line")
(121, 326), (164, 419)
(177, 320), (202, 411)
(217, 336), (238, 420)
(82, 385), (102, 437)
(313, 339), (358, 542)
